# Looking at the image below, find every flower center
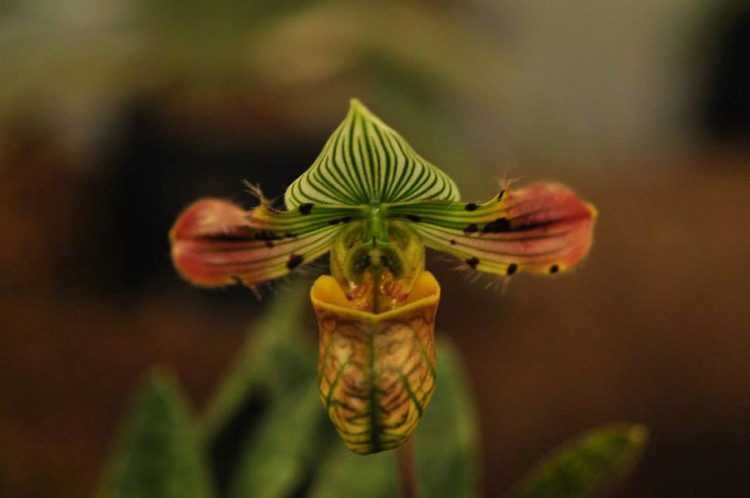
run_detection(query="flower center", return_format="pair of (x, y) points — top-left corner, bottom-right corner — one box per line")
(330, 213), (425, 313)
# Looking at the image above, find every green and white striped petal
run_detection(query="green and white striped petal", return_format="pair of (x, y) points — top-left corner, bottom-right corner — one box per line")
(247, 202), (365, 234)
(285, 99), (460, 208)
(385, 183), (597, 277)
(170, 199), (359, 288)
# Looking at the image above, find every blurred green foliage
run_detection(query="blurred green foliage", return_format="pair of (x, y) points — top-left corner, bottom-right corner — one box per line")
(97, 370), (214, 498)
(199, 284), (314, 444)
(99, 282), (646, 498)
(226, 383), (325, 498)
(508, 424), (648, 498)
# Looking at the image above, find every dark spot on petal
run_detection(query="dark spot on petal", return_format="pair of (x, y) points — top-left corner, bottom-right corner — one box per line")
(328, 216), (355, 225)
(463, 223), (478, 234)
(466, 257), (480, 269)
(299, 203), (314, 215)
(406, 214), (421, 222)
(251, 230), (280, 241)
(285, 232), (296, 238)
(449, 239), (457, 245)
(483, 217), (511, 233)
(497, 190), (505, 201)
(205, 233), (252, 242)
(465, 202), (478, 211)
(232, 276), (243, 285)
(550, 264), (559, 274)
(265, 240), (274, 248)
(506, 263), (517, 276)
(286, 254), (304, 270)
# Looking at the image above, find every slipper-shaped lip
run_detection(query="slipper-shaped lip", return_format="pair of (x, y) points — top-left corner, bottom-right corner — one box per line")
(311, 271), (440, 320)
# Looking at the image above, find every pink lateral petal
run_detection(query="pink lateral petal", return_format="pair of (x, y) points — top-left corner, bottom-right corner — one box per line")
(411, 182), (597, 276)
(502, 182), (597, 271)
(170, 199), (253, 287)
(169, 198), (341, 288)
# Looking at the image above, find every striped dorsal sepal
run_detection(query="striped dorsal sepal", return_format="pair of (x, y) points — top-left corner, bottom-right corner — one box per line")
(285, 99), (460, 208)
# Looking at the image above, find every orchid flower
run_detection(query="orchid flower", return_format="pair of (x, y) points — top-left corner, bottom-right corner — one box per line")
(170, 100), (597, 455)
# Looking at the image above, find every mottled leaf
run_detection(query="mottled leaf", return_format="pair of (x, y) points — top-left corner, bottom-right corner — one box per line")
(227, 383), (330, 498)
(200, 282), (314, 443)
(98, 369), (215, 498)
(285, 99), (460, 207)
(199, 282), (317, 497)
(308, 437), (398, 498)
(509, 423), (648, 498)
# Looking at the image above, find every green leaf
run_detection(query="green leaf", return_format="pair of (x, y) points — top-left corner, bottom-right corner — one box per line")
(199, 282), (319, 497)
(308, 443), (397, 498)
(227, 383), (331, 498)
(98, 368), (215, 498)
(508, 423), (648, 498)
(200, 282), (315, 443)
(416, 338), (480, 498)
(285, 99), (460, 208)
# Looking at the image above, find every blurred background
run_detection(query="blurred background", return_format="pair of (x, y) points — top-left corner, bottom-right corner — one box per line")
(1, 0), (748, 496)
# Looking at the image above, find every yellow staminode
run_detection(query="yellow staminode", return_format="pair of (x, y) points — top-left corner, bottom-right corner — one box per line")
(310, 271), (439, 317)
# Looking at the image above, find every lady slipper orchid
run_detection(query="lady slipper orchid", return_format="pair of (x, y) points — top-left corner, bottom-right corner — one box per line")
(170, 100), (596, 455)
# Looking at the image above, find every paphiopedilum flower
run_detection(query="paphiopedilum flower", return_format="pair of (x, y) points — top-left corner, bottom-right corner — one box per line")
(170, 100), (596, 455)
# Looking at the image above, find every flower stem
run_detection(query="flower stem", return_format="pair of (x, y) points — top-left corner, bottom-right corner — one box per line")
(396, 437), (419, 498)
